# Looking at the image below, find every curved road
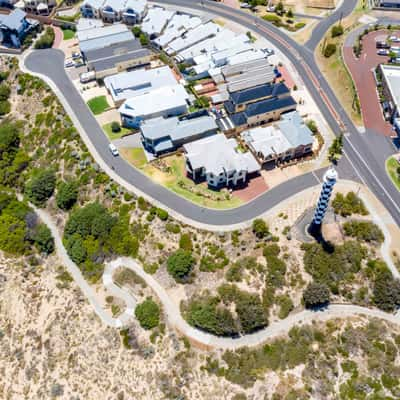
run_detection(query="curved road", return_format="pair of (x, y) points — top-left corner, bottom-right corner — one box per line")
(34, 203), (400, 350)
(23, 0), (400, 229)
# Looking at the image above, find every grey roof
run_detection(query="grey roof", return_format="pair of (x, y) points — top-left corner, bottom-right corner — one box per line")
(229, 96), (297, 127)
(80, 30), (134, 53)
(278, 111), (314, 148)
(86, 40), (151, 72)
(141, 114), (218, 142)
(229, 82), (290, 105)
(222, 58), (272, 77)
(0, 9), (26, 31)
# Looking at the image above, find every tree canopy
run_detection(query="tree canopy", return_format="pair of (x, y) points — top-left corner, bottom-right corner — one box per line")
(25, 169), (56, 207)
(135, 298), (160, 330)
(167, 249), (195, 283)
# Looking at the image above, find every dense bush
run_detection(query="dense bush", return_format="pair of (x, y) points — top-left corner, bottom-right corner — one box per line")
(302, 241), (366, 289)
(167, 249), (195, 283)
(332, 192), (368, 217)
(34, 27), (55, 49)
(303, 282), (330, 309)
(184, 295), (237, 336)
(135, 298), (160, 329)
(56, 180), (78, 210)
(252, 218), (269, 239)
(64, 203), (138, 281)
(324, 43), (337, 58)
(200, 245), (229, 272)
(165, 222), (180, 234)
(32, 223), (54, 254)
(25, 169), (56, 207)
(343, 220), (384, 243)
(373, 269), (400, 312)
(111, 121), (121, 133)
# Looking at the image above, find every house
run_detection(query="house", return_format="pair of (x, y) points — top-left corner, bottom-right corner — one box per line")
(184, 134), (260, 188)
(0, 9), (39, 48)
(78, 23), (134, 53)
(84, 39), (153, 79)
(22, 0), (56, 15)
(76, 18), (104, 32)
(80, 0), (147, 24)
(118, 84), (189, 128)
(104, 65), (177, 105)
(241, 111), (314, 164)
(380, 64), (400, 133)
(140, 111), (218, 155)
(375, 0), (400, 8)
(220, 82), (297, 131)
(141, 6), (174, 38)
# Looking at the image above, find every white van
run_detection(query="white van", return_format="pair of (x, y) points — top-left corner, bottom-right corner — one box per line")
(108, 143), (119, 157)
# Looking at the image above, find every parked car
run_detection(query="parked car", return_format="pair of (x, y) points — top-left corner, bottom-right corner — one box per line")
(389, 36), (400, 43)
(376, 41), (390, 49)
(72, 52), (81, 59)
(377, 49), (389, 56)
(109, 143), (119, 157)
(64, 60), (75, 68)
(239, 2), (251, 8)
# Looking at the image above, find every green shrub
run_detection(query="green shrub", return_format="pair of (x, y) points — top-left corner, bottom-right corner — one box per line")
(331, 24), (344, 38)
(0, 100), (11, 116)
(111, 121), (121, 133)
(332, 192), (368, 217)
(373, 269), (400, 312)
(34, 27), (55, 49)
(303, 282), (330, 309)
(324, 43), (337, 58)
(156, 208), (168, 221)
(166, 222), (180, 234)
(135, 298), (160, 329)
(179, 233), (193, 251)
(25, 169), (56, 207)
(262, 14), (281, 23)
(252, 218), (269, 238)
(343, 220), (384, 243)
(167, 249), (195, 283)
(56, 180), (78, 210)
(277, 294), (294, 319)
(0, 212), (28, 255)
(32, 223), (54, 254)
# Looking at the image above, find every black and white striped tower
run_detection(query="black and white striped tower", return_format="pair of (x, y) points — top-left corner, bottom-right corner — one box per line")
(309, 167), (338, 234)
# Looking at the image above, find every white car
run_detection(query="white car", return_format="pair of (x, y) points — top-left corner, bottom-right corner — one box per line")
(72, 52), (81, 59)
(109, 143), (119, 157)
(389, 36), (400, 43)
(64, 60), (75, 68)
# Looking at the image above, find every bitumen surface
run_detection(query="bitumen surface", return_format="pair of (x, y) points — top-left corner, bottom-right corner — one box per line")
(25, 0), (400, 227)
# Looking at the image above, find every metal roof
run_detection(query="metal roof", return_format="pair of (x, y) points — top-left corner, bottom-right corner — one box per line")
(80, 30), (135, 53)
(229, 82), (289, 105)
(278, 111), (314, 148)
(0, 9), (26, 31)
(141, 6), (174, 36)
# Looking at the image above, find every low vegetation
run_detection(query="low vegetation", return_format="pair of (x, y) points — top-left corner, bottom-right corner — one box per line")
(34, 27), (55, 49)
(87, 96), (109, 115)
(332, 191), (368, 217)
(343, 220), (384, 243)
(135, 298), (160, 330)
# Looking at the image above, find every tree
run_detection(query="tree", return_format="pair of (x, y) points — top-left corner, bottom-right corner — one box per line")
(328, 134), (343, 161)
(303, 282), (330, 309)
(56, 180), (78, 210)
(0, 122), (20, 156)
(167, 249), (195, 282)
(25, 169), (56, 207)
(286, 9), (294, 18)
(135, 298), (160, 329)
(32, 223), (54, 254)
(252, 218), (269, 238)
(275, 1), (285, 15)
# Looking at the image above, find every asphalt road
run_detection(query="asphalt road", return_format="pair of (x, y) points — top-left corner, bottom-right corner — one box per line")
(24, 0), (400, 227)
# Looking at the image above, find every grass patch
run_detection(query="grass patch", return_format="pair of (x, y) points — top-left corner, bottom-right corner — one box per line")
(102, 122), (132, 140)
(62, 29), (75, 40)
(87, 96), (109, 115)
(386, 157), (400, 191)
(120, 151), (243, 209)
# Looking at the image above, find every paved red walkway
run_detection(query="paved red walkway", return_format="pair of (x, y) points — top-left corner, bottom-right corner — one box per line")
(277, 65), (295, 89)
(52, 26), (63, 49)
(233, 175), (268, 202)
(343, 29), (396, 136)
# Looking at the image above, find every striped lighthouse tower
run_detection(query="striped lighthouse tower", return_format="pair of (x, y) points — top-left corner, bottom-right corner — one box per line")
(310, 167), (338, 233)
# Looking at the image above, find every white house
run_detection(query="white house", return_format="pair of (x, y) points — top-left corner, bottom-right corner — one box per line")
(118, 84), (189, 128)
(141, 6), (174, 38)
(183, 134), (260, 188)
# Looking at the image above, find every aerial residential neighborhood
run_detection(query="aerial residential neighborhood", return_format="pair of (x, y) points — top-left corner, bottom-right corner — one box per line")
(2, 0), (400, 399)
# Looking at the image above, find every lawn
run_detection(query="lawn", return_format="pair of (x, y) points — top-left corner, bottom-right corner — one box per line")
(120, 150), (243, 209)
(62, 29), (75, 40)
(102, 122), (132, 140)
(87, 96), (109, 115)
(386, 157), (400, 191)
